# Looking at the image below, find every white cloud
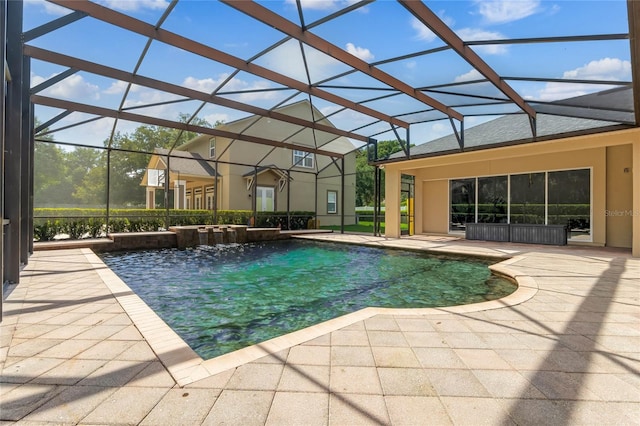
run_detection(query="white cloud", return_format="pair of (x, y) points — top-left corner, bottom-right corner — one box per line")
(258, 40), (342, 84)
(103, 81), (142, 96)
(285, 0), (339, 10)
(532, 58), (632, 101)
(454, 69), (484, 83)
(562, 57), (631, 81)
(406, 61), (417, 70)
(183, 75), (276, 102)
(411, 10), (454, 43)
(31, 73), (101, 101)
(24, 0), (69, 16)
(455, 28), (508, 55)
(475, 0), (541, 24)
(411, 17), (437, 43)
(345, 43), (374, 62)
(204, 113), (230, 126)
(98, 0), (169, 12)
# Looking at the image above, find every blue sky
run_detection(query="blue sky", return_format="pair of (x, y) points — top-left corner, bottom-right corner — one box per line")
(24, 0), (631, 149)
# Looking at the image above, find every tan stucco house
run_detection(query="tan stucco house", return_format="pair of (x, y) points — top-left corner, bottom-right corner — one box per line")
(380, 88), (640, 257)
(141, 101), (357, 226)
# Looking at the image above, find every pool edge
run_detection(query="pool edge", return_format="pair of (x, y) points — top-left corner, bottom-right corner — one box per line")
(82, 248), (538, 387)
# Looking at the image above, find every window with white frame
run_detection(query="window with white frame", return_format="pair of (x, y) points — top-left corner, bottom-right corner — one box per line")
(209, 137), (216, 158)
(293, 150), (314, 168)
(327, 190), (337, 214)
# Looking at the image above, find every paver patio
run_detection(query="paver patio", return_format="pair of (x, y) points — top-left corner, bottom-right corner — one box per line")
(1, 234), (639, 425)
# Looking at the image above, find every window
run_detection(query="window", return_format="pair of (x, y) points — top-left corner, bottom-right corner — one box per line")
(510, 173), (545, 224)
(209, 137), (216, 158)
(477, 176), (508, 223)
(327, 190), (337, 214)
(548, 169), (591, 239)
(256, 186), (275, 212)
(449, 178), (475, 232)
(448, 168), (591, 240)
(293, 150), (314, 168)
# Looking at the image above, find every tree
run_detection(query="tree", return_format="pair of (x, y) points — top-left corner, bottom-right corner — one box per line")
(33, 119), (76, 207)
(67, 147), (103, 206)
(355, 140), (406, 206)
(75, 115), (215, 207)
(34, 141), (70, 206)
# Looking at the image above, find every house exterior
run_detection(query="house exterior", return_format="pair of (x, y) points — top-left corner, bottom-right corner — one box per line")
(141, 101), (357, 226)
(380, 88), (640, 257)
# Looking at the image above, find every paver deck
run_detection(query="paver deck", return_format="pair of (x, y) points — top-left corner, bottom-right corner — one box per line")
(1, 234), (639, 425)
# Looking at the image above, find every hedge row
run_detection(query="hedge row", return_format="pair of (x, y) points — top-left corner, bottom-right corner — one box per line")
(33, 208), (315, 241)
(452, 203), (589, 216)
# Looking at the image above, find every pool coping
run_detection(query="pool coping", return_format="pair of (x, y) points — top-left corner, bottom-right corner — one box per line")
(81, 245), (539, 387)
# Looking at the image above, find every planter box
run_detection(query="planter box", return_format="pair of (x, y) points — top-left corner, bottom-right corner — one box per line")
(465, 223), (568, 245)
(465, 223), (510, 242)
(510, 224), (568, 245)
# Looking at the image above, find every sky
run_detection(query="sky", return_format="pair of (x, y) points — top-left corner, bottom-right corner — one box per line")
(23, 0), (632, 150)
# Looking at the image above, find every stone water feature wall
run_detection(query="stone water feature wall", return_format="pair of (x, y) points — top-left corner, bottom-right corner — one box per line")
(169, 225), (288, 249)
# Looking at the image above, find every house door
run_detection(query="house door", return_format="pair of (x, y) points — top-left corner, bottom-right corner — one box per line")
(401, 174), (415, 235)
(256, 186), (275, 212)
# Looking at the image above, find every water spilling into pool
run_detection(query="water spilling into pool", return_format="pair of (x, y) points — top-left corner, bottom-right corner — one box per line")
(99, 239), (515, 359)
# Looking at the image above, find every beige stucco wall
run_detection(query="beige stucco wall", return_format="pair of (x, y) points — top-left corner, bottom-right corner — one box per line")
(606, 144), (633, 248)
(169, 103), (357, 225)
(383, 127), (639, 255)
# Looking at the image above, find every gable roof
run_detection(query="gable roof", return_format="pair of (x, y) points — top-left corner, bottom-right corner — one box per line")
(153, 148), (217, 177)
(176, 99), (358, 155)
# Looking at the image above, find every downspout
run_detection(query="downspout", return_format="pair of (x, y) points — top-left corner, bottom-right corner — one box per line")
(213, 159), (218, 225)
(340, 157), (345, 234)
(286, 170), (291, 230)
(105, 149), (111, 231)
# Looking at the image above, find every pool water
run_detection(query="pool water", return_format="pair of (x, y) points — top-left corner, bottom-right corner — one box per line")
(99, 240), (515, 359)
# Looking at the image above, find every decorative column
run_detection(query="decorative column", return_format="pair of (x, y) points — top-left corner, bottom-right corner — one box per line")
(633, 139), (640, 257)
(384, 166), (401, 238)
(146, 187), (156, 209)
(174, 180), (186, 209)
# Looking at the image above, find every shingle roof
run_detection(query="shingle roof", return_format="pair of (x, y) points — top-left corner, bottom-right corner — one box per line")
(154, 148), (217, 177)
(388, 88), (633, 161)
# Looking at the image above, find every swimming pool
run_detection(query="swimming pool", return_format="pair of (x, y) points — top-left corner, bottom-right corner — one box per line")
(99, 239), (515, 359)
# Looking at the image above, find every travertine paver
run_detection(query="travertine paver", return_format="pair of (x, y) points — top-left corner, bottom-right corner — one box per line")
(1, 237), (639, 425)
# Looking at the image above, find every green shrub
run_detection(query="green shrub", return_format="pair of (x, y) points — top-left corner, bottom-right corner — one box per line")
(33, 208), (314, 240)
(33, 219), (63, 241)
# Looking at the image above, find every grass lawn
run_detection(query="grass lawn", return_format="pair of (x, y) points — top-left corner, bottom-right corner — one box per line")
(320, 221), (408, 233)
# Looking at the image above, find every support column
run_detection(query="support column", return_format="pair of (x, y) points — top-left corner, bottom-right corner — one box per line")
(1, 0), (7, 318)
(4, 0), (23, 284)
(414, 178), (423, 235)
(633, 140), (640, 257)
(146, 187), (156, 209)
(21, 54), (32, 263)
(174, 180), (186, 209)
(384, 167), (401, 238)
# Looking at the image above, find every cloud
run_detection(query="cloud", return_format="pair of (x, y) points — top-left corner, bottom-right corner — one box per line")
(284, 0), (339, 10)
(532, 57), (631, 101)
(24, 0), (69, 16)
(98, 0), (169, 12)
(411, 17), (438, 43)
(345, 43), (374, 62)
(455, 28), (508, 55)
(31, 73), (101, 101)
(562, 57), (631, 80)
(411, 10), (455, 43)
(183, 75), (277, 102)
(475, 0), (541, 24)
(454, 69), (484, 83)
(258, 40), (342, 83)
(103, 81), (143, 96)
